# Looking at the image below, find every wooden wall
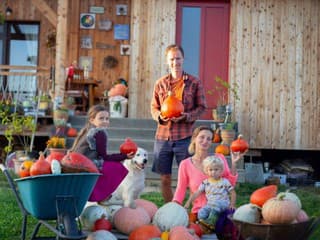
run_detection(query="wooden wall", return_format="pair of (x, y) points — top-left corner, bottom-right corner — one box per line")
(229, 0), (320, 150)
(2, 0), (320, 150)
(1, 0), (131, 97)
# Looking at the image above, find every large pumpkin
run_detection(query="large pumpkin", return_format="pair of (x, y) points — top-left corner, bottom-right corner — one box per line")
(230, 134), (249, 153)
(233, 203), (261, 223)
(135, 199), (158, 220)
(261, 193), (300, 224)
(113, 206), (151, 234)
(60, 151), (99, 173)
(250, 185), (278, 207)
(128, 224), (161, 240)
(80, 205), (109, 230)
(152, 202), (189, 232)
(86, 230), (117, 240)
(45, 151), (65, 164)
(30, 152), (51, 176)
(169, 226), (200, 240)
(277, 191), (302, 209)
(160, 91), (184, 118)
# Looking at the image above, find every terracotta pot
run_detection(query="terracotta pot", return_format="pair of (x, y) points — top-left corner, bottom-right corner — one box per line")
(220, 129), (236, 145)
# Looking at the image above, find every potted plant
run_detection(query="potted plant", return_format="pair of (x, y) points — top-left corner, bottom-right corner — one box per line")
(37, 94), (51, 111)
(0, 108), (37, 172)
(46, 136), (67, 154)
(208, 76), (240, 122)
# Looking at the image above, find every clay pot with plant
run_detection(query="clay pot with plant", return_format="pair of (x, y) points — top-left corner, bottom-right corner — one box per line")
(208, 76), (240, 122)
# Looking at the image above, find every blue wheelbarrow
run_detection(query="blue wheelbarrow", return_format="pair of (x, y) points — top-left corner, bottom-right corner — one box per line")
(0, 164), (100, 240)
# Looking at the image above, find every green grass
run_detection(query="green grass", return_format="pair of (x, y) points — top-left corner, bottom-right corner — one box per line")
(0, 171), (319, 240)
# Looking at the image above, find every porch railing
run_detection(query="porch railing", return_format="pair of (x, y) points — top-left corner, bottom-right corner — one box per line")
(0, 65), (52, 104)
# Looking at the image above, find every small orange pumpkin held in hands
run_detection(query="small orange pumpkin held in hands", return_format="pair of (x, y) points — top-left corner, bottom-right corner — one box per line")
(230, 134), (249, 153)
(160, 91), (184, 118)
(19, 160), (34, 178)
(120, 138), (138, 154)
(30, 152), (52, 176)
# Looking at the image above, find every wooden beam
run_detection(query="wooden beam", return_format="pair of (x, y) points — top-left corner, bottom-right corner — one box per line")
(54, 0), (68, 100)
(31, 0), (57, 26)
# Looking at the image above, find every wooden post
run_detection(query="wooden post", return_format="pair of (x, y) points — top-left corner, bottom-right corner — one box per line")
(54, 0), (68, 101)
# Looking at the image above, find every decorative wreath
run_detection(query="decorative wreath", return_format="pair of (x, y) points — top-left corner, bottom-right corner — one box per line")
(103, 55), (118, 69)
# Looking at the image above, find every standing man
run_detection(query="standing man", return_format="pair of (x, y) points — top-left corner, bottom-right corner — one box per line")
(151, 44), (207, 202)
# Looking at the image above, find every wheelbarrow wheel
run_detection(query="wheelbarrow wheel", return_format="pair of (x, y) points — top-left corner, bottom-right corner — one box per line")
(61, 214), (80, 237)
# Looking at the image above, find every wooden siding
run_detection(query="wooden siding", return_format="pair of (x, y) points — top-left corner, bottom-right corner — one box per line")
(128, 0), (176, 118)
(1, 0), (319, 150)
(229, 0), (320, 150)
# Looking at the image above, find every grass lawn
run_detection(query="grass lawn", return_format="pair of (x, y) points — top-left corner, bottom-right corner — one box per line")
(0, 171), (319, 240)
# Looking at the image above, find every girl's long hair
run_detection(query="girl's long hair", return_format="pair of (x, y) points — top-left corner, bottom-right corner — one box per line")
(70, 105), (109, 151)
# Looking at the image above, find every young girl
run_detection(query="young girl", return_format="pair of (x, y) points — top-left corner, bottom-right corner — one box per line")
(184, 155), (236, 229)
(71, 105), (135, 203)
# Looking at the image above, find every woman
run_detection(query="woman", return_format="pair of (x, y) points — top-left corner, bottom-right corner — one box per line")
(71, 105), (135, 203)
(173, 125), (244, 215)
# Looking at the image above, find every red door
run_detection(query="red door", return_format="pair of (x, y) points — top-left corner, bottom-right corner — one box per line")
(176, 1), (230, 120)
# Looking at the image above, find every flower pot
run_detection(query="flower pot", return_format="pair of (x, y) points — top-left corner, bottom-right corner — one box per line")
(48, 148), (67, 155)
(53, 109), (69, 126)
(220, 129), (236, 145)
(213, 105), (227, 121)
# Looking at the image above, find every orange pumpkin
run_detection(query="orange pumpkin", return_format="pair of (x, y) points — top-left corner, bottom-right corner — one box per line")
(212, 129), (221, 143)
(262, 193), (301, 224)
(19, 160), (34, 178)
(119, 138), (138, 154)
(215, 144), (230, 156)
(250, 185), (278, 207)
(67, 127), (78, 137)
(128, 224), (161, 240)
(30, 152), (51, 176)
(45, 151), (65, 164)
(60, 151), (99, 173)
(160, 91), (184, 118)
(108, 83), (128, 97)
(230, 134), (249, 153)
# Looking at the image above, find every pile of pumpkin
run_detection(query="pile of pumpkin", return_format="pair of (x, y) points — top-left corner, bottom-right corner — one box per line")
(82, 201), (204, 240)
(18, 151), (99, 178)
(233, 185), (309, 225)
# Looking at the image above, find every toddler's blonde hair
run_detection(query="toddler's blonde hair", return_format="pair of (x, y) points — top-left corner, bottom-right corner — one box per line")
(202, 155), (224, 171)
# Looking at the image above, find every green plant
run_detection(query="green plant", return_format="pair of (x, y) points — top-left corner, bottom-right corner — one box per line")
(207, 76), (240, 106)
(1, 109), (36, 154)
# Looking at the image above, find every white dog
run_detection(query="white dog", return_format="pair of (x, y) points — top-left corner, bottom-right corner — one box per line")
(101, 147), (148, 208)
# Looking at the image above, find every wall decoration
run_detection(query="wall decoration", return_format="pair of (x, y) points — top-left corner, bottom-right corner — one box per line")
(80, 35), (93, 49)
(120, 44), (131, 56)
(79, 56), (93, 71)
(114, 24), (130, 40)
(80, 13), (96, 29)
(90, 6), (105, 14)
(98, 19), (112, 31)
(116, 4), (128, 16)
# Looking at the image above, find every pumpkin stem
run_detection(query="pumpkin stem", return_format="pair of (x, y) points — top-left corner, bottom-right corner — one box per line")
(237, 134), (243, 139)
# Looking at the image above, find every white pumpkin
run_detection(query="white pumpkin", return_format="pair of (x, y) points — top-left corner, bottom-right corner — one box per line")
(80, 205), (109, 230)
(152, 202), (189, 232)
(86, 230), (117, 240)
(103, 204), (122, 224)
(233, 203), (261, 223)
(277, 191), (302, 209)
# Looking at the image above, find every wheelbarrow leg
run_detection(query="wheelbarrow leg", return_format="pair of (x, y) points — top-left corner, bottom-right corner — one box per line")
(30, 222), (42, 240)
